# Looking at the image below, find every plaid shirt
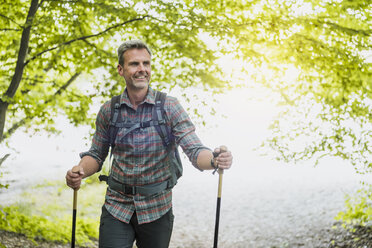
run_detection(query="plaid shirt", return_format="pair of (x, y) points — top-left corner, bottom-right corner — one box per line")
(81, 87), (209, 224)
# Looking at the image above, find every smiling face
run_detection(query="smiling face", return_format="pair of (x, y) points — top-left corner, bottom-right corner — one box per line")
(117, 48), (151, 91)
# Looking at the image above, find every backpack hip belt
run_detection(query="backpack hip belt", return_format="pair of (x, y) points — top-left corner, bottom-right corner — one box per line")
(107, 176), (171, 196)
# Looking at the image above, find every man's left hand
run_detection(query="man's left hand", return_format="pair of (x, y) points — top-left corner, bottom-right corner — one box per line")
(214, 146), (233, 170)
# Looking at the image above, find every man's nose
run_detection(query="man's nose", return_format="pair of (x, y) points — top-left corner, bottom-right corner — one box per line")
(138, 63), (146, 71)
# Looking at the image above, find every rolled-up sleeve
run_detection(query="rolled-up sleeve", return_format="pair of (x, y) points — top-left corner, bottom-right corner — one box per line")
(166, 97), (211, 170)
(80, 102), (111, 171)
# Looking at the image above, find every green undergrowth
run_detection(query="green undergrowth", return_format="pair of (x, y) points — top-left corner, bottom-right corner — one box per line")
(0, 168), (109, 247)
(335, 183), (372, 231)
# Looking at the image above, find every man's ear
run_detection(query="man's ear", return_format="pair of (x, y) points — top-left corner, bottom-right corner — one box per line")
(117, 64), (123, 76)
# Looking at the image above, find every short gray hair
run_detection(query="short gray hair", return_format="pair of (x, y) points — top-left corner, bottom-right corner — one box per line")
(117, 40), (152, 65)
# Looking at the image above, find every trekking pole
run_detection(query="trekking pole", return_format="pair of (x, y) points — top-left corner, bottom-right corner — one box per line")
(71, 166), (80, 248)
(213, 146), (227, 248)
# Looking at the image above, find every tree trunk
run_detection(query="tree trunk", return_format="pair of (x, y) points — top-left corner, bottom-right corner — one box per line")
(0, 0), (39, 143)
(0, 101), (8, 143)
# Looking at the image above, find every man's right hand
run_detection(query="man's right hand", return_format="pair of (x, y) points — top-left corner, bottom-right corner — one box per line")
(66, 166), (84, 190)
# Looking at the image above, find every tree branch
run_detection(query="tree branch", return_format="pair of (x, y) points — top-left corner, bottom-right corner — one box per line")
(24, 15), (150, 66)
(299, 17), (372, 36)
(50, 72), (81, 98)
(292, 33), (354, 61)
(0, 13), (22, 27)
(0, 28), (22, 32)
(321, 20), (371, 36)
(82, 40), (113, 58)
(3, 119), (26, 140)
(0, 154), (10, 167)
(3, 72), (81, 140)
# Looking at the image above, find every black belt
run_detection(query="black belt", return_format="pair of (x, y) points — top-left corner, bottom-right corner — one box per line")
(105, 176), (170, 196)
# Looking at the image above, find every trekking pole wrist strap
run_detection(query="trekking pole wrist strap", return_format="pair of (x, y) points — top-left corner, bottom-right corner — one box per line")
(211, 158), (218, 169)
(212, 151), (220, 174)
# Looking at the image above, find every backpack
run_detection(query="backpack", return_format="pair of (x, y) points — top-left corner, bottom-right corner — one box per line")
(99, 91), (183, 192)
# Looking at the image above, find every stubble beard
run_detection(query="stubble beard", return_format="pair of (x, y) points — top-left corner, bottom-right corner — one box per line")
(126, 74), (150, 91)
(132, 78), (150, 90)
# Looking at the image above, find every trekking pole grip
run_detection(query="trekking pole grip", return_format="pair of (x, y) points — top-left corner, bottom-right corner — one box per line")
(217, 146), (227, 175)
(72, 166), (80, 203)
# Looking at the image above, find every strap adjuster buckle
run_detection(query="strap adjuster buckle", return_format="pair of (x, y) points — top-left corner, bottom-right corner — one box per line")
(140, 122), (151, 128)
(123, 185), (136, 195)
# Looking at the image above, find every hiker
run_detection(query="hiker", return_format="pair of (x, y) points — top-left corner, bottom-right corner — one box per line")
(65, 39), (233, 248)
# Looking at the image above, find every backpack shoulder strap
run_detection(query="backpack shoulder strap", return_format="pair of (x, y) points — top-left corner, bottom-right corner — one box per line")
(100, 95), (121, 183)
(110, 95), (121, 123)
(153, 91), (172, 147)
(109, 95), (121, 149)
(152, 91), (182, 187)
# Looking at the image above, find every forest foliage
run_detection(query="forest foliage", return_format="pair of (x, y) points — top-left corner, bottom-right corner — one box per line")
(0, 0), (371, 235)
(0, 0), (371, 169)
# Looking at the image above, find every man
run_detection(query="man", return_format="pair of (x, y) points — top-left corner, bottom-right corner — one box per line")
(65, 40), (233, 248)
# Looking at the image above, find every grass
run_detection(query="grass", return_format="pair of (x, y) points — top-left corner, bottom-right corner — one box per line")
(0, 171), (108, 247)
